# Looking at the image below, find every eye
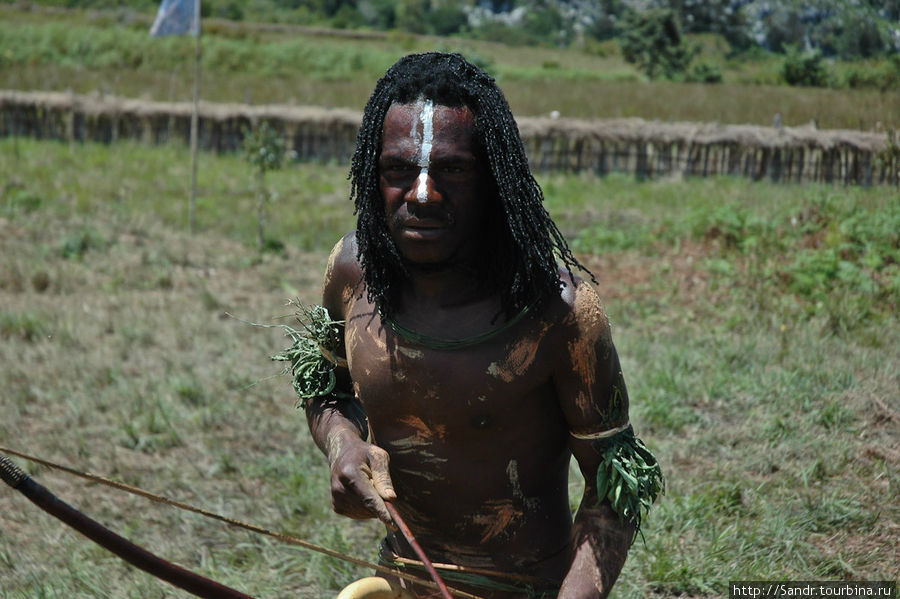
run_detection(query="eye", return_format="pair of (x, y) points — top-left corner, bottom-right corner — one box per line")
(381, 163), (416, 176)
(437, 162), (472, 175)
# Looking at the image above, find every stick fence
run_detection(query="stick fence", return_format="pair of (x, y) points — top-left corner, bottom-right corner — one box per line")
(1, 90), (896, 186)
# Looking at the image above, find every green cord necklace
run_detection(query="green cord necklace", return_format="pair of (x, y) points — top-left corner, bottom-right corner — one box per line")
(385, 305), (531, 351)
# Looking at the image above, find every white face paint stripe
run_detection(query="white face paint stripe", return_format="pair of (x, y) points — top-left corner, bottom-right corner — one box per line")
(415, 99), (434, 203)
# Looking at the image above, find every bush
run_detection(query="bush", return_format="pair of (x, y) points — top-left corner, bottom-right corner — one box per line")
(781, 45), (830, 87)
(841, 55), (900, 91)
(686, 61), (723, 83)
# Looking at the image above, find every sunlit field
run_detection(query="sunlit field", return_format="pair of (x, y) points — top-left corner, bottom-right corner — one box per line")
(1, 4), (898, 596)
(1, 136), (897, 598)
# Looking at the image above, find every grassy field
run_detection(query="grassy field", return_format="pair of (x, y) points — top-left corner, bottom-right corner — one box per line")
(0, 136), (897, 598)
(2, 5), (900, 130)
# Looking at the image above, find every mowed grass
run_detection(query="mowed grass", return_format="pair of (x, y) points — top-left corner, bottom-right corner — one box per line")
(0, 137), (898, 598)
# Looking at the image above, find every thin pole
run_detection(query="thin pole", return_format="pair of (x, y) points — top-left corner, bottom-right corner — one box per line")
(385, 501), (454, 599)
(188, 0), (202, 234)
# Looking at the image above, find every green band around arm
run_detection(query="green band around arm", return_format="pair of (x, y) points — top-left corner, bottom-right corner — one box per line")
(592, 427), (665, 539)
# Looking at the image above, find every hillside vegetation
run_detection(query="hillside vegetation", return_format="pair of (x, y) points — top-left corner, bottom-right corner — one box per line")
(1, 4), (899, 129)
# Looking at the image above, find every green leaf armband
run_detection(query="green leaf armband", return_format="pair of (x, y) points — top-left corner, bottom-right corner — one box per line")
(271, 303), (349, 409)
(590, 426), (665, 539)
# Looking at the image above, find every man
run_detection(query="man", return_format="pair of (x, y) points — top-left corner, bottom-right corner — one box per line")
(304, 52), (660, 598)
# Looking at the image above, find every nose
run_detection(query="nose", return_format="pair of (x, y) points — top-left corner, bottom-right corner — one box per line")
(405, 167), (442, 205)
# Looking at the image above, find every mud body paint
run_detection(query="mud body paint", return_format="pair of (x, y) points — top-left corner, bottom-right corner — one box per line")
(413, 99), (435, 203)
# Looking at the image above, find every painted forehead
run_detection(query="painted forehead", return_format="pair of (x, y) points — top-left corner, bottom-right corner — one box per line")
(412, 99), (434, 203)
(389, 99), (476, 203)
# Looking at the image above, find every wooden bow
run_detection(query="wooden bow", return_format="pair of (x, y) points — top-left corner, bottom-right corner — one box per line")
(0, 451), (254, 598)
(0, 449), (480, 599)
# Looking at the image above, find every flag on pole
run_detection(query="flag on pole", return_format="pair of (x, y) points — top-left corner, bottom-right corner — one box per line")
(149, 0), (200, 37)
(149, 0), (203, 233)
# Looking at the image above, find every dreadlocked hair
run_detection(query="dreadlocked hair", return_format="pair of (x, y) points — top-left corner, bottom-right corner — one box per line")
(349, 52), (591, 319)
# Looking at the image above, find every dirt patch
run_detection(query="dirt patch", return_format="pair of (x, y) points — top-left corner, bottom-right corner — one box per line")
(578, 239), (714, 305)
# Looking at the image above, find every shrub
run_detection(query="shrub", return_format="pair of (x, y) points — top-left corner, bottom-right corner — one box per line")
(781, 45), (830, 87)
(686, 61), (723, 83)
(841, 55), (900, 91)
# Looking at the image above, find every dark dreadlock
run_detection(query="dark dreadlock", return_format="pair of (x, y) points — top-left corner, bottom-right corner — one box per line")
(350, 52), (591, 318)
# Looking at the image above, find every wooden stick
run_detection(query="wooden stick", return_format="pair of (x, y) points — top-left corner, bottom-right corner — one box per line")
(384, 501), (454, 599)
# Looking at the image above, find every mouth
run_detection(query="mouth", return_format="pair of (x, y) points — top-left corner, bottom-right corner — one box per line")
(394, 218), (452, 243)
(401, 223), (444, 237)
(403, 219), (445, 230)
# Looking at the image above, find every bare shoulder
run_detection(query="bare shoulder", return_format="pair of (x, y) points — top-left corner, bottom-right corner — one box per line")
(548, 267), (627, 435)
(322, 232), (363, 319)
(553, 267), (612, 344)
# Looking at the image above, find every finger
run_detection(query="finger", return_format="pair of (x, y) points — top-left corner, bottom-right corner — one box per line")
(332, 494), (377, 520)
(354, 464), (393, 524)
(332, 467), (378, 520)
(367, 446), (397, 501)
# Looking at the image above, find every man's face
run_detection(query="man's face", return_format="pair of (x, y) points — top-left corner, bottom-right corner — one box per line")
(379, 100), (488, 268)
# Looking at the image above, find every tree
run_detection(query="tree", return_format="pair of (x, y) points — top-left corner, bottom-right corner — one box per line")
(395, 0), (429, 34)
(588, 0), (633, 41)
(425, 0), (469, 36)
(620, 9), (697, 80)
(662, 0), (753, 51)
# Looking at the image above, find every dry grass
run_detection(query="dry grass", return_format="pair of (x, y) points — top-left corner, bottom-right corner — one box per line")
(0, 208), (358, 598)
(1, 139), (897, 598)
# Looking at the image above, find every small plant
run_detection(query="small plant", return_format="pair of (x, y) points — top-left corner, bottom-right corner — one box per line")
(2, 186), (42, 217)
(243, 120), (285, 252)
(58, 228), (109, 259)
(875, 128), (900, 183)
(0, 311), (48, 342)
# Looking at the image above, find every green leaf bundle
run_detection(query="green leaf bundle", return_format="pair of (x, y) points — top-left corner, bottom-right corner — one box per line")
(271, 303), (345, 409)
(593, 427), (665, 539)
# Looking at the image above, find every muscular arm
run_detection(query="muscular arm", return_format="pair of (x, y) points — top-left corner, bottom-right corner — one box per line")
(560, 441), (635, 598)
(305, 234), (396, 525)
(553, 279), (636, 599)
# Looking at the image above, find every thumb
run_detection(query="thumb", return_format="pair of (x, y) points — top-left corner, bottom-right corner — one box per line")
(368, 446), (396, 501)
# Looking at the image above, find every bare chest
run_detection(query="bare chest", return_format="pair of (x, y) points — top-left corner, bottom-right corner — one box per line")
(343, 303), (563, 446)
(342, 302), (575, 559)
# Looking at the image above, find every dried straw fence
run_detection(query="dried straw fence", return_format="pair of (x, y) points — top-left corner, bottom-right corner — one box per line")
(1, 90), (896, 186)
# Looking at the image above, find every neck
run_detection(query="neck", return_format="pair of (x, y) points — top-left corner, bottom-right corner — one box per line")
(402, 261), (485, 308)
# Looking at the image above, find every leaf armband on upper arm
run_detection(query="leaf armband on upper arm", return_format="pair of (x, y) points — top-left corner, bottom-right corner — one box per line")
(592, 426), (665, 539)
(271, 303), (350, 409)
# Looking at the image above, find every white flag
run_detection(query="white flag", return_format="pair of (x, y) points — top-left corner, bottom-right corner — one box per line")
(149, 0), (200, 37)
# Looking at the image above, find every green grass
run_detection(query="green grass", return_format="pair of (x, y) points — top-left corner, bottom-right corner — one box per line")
(1, 6), (899, 129)
(0, 138), (897, 598)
